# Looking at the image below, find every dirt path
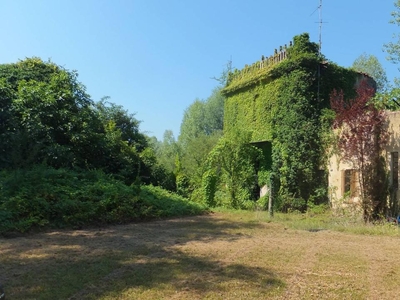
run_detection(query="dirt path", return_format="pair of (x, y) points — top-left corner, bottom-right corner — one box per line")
(1, 212), (399, 299)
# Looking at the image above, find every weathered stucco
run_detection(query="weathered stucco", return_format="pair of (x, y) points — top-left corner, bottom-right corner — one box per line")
(328, 111), (400, 214)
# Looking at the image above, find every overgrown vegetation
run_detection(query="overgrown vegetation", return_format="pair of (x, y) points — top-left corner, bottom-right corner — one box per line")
(218, 33), (362, 212)
(0, 58), (206, 234)
(0, 166), (206, 234)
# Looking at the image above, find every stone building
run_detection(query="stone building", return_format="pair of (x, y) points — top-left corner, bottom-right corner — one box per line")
(222, 33), (373, 209)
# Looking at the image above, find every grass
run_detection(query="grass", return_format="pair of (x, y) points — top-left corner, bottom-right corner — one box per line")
(270, 210), (400, 236)
(1, 209), (400, 299)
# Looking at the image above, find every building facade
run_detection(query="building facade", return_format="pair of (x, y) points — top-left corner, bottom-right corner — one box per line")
(328, 111), (400, 215)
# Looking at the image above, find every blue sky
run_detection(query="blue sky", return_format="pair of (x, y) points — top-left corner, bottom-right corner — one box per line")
(1, 1), (398, 140)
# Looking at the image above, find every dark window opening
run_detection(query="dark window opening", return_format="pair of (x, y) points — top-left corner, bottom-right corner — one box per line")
(344, 169), (358, 197)
(392, 152), (398, 189)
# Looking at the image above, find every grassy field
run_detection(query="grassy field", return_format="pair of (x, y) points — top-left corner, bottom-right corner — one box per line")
(1, 210), (399, 299)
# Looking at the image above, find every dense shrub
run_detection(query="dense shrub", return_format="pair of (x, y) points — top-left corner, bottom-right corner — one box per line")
(139, 185), (207, 218)
(0, 166), (206, 234)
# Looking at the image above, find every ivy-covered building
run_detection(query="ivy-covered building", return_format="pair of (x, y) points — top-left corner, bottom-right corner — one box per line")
(221, 33), (373, 211)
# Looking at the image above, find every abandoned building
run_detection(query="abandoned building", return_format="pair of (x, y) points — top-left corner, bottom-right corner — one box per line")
(329, 111), (400, 214)
(222, 33), (396, 213)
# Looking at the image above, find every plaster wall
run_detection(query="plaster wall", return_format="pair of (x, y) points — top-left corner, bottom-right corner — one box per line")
(328, 111), (400, 212)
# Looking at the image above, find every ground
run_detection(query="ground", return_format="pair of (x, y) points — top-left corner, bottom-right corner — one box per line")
(1, 211), (399, 299)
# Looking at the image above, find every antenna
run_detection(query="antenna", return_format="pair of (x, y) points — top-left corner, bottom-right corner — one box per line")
(311, 0), (325, 56)
(318, 0), (322, 55)
(311, 0), (325, 102)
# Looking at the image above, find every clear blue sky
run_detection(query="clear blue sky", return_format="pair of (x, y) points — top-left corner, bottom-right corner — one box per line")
(1, 1), (398, 140)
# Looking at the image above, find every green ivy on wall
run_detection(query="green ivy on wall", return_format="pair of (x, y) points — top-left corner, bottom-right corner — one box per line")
(221, 33), (363, 211)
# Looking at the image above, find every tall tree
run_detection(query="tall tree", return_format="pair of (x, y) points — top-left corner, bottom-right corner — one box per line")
(352, 53), (388, 92)
(0, 58), (152, 185)
(177, 88), (224, 194)
(178, 87), (224, 147)
(384, 0), (400, 68)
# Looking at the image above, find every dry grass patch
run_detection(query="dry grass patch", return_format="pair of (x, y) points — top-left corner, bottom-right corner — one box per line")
(0, 210), (399, 299)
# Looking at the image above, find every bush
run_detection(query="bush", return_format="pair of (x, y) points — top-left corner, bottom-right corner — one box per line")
(139, 185), (207, 218)
(0, 166), (207, 234)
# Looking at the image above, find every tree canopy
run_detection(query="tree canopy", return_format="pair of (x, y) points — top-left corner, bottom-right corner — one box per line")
(352, 53), (388, 92)
(0, 58), (154, 184)
(384, 0), (400, 69)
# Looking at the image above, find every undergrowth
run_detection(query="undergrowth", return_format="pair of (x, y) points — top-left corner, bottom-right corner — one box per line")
(0, 166), (207, 234)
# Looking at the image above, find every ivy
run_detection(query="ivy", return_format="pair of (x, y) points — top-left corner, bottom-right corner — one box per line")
(201, 169), (217, 207)
(222, 33), (363, 212)
(203, 130), (261, 208)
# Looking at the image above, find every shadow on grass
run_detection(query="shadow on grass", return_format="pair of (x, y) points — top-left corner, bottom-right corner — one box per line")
(0, 214), (284, 299)
(70, 248), (284, 299)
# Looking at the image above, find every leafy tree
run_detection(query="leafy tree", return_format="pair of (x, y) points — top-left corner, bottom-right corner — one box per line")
(330, 81), (388, 222)
(181, 131), (222, 188)
(352, 53), (388, 92)
(0, 58), (102, 169)
(144, 131), (178, 191)
(384, 0), (400, 69)
(174, 87), (225, 198)
(157, 130), (181, 173)
(95, 98), (147, 151)
(371, 87), (400, 110)
(0, 58), (152, 185)
(179, 87), (224, 147)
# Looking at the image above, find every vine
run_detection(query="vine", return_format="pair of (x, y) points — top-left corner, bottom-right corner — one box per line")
(222, 33), (365, 211)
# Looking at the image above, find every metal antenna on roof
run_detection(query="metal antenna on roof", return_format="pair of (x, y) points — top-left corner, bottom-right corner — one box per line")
(310, 0), (327, 102)
(318, 0), (322, 103)
(318, 0), (322, 55)
(310, 0), (325, 56)
(310, 0), (324, 102)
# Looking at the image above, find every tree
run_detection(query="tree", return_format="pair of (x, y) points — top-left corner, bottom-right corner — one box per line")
(0, 58), (152, 185)
(384, 0), (400, 68)
(0, 58), (101, 169)
(157, 130), (181, 173)
(181, 131), (222, 187)
(176, 87), (225, 197)
(330, 80), (388, 222)
(178, 87), (224, 147)
(95, 98), (147, 151)
(352, 53), (388, 92)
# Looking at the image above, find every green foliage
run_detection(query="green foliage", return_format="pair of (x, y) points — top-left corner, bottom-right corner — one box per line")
(351, 53), (388, 92)
(271, 69), (323, 206)
(222, 33), (361, 212)
(223, 78), (281, 142)
(175, 173), (191, 198)
(0, 58), (164, 186)
(372, 87), (400, 110)
(204, 130), (261, 209)
(0, 166), (206, 234)
(0, 166), (139, 233)
(179, 87), (224, 147)
(181, 131), (222, 187)
(153, 130), (181, 174)
(201, 169), (218, 207)
(139, 146), (176, 191)
(384, 0), (400, 69)
(287, 33), (319, 58)
(138, 185), (207, 218)
(174, 87), (224, 198)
